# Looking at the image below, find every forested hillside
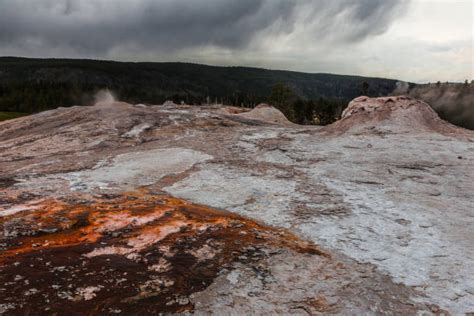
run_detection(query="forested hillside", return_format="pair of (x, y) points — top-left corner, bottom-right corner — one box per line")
(0, 57), (400, 124)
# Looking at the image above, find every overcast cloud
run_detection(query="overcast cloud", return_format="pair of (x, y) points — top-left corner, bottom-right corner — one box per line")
(0, 0), (471, 82)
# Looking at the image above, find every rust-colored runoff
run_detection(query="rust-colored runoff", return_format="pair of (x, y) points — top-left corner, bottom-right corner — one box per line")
(0, 189), (324, 314)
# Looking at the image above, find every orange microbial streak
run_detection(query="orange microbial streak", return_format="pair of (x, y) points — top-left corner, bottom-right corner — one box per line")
(0, 190), (324, 314)
(0, 190), (322, 262)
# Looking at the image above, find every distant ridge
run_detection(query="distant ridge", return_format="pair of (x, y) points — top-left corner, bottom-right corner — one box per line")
(0, 57), (401, 113)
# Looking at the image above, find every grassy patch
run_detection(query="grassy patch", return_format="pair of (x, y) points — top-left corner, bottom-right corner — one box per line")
(0, 112), (29, 122)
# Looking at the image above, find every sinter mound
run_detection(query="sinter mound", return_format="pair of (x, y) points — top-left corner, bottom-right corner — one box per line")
(325, 96), (466, 135)
(234, 103), (293, 126)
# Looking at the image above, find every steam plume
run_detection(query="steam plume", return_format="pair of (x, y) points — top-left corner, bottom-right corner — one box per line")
(94, 89), (116, 105)
(393, 81), (474, 130)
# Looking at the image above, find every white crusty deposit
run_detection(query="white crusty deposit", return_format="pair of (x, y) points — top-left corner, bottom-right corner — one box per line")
(1, 96), (473, 314)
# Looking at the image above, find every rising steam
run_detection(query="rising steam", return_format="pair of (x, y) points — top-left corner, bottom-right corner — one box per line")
(94, 89), (116, 105)
(392, 81), (474, 130)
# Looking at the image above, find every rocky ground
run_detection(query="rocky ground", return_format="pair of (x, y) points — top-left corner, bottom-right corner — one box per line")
(0, 97), (472, 315)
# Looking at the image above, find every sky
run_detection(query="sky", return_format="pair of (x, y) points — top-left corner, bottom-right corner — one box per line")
(0, 0), (472, 83)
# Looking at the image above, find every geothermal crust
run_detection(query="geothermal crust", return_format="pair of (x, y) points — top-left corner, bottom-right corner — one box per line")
(0, 97), (473, 314)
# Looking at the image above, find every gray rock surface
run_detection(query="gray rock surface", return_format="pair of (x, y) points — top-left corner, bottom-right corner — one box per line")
(1, 96), (472, 314)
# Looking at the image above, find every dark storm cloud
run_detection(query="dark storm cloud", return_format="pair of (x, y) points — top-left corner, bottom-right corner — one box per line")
(0, 0), (408, 57)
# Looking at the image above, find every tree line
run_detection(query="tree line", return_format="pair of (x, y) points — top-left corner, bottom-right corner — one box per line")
(0, 81), (347, 125)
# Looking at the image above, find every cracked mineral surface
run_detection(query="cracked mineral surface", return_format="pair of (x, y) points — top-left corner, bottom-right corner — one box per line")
(0, 96), (472, 314)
